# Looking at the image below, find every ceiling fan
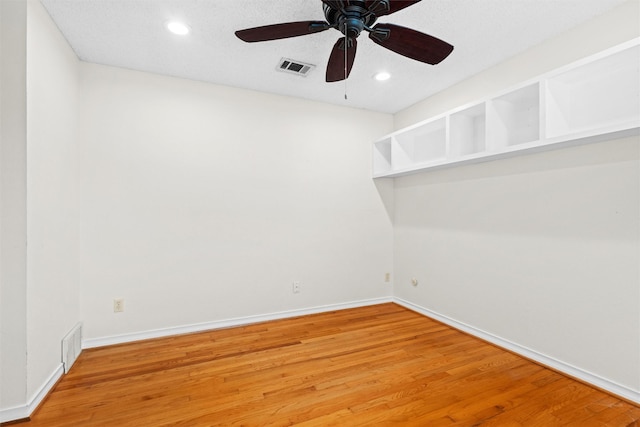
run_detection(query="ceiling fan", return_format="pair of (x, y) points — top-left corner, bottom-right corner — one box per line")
(235, 0), (454, 82)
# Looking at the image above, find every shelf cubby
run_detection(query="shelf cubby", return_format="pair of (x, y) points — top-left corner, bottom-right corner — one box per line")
(545, 44), (640, 138)
(372, 137), (393, 176)
(487, 83), (540, 150)
(449, 103), (486, 157)
(392, 118), (447, 170)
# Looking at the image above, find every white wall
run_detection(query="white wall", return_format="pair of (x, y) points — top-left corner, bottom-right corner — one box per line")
(0, 1), (81, 420)
(392, 0), (640, 398)
(25, 0), (80, 402)
(0, 0), (28, 414)
(78, 63), (394, 341)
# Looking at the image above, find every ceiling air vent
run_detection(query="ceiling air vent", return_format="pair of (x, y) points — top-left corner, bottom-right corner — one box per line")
(276, 58), (315, 77)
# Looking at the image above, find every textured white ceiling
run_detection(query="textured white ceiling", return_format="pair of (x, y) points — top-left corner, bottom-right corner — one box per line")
(40, 0), (627, 113)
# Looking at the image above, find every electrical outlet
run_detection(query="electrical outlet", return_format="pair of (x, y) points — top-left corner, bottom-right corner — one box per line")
(384, 272), (391, 283)
(411, 278), (418, 287)
(292, 281), (300, 294)
(113, 298), (125, 313)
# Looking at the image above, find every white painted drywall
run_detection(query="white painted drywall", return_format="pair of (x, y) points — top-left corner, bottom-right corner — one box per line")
(0, 0), (28, 413)
(392, 0), (640, 393)
(25, 0), (80, 402)
(78, 64), (394, 340)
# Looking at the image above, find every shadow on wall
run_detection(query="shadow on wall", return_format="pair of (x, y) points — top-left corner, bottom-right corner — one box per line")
(374, 177), (395, 223)
(391, 136), (639, 241)
(394, 135), (638, 188)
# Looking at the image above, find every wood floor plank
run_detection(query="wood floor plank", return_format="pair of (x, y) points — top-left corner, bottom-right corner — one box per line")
(18, 303), (639, 426)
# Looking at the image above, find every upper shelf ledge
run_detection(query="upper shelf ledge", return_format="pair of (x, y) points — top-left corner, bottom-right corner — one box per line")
(373, 38), (640, 178)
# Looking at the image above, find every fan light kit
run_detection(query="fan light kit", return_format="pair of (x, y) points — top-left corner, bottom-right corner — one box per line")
(166, 21), (190, 35)
(235, 0), (453, 83)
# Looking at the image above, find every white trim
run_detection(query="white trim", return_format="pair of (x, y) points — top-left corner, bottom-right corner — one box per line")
(82, 297), (393, 349)
(0, 405), (29, 424)
(394, 297), (640, 405)
(0, 364), (64, 424)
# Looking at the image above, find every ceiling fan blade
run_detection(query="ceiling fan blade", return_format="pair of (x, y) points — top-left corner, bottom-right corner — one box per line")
(326, 37), (358, 82)
(366, 0), (422, 17)
(235, 21), (330, 42)
(369, 23), (453, 64)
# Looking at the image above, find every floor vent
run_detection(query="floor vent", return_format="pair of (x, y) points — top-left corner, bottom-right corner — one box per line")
(276, 58), (315, 77)
(62, 323), (82, 373)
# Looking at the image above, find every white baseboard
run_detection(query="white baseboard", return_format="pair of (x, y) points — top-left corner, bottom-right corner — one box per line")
(0, 364), (64, 424)
(394, 297), (640, 405)
(83, 296), (394, 349)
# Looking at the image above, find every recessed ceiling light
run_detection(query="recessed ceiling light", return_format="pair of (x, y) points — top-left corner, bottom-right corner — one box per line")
(166, 21), (190, 35)
(374, 72), (391, 81)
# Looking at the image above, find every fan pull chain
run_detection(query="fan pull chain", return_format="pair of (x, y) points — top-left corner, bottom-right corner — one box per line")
(344, 33), (348, 100)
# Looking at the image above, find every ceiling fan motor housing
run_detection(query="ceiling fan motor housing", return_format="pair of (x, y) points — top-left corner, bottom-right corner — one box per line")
(323, 1), (377, 39)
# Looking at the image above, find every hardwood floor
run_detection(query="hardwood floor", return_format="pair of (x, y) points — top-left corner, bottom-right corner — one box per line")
(24, 303), (639, 426)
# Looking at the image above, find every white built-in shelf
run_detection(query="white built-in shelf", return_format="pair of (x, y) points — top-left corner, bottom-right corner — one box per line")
(373, 38), (640, 178)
